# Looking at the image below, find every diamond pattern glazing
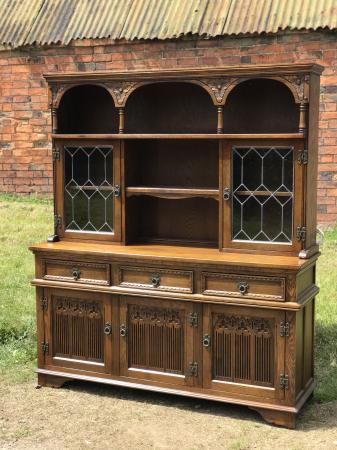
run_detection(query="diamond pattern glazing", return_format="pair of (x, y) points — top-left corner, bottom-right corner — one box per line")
(64, 146), (114, 233)
(232, 146), (294, 243)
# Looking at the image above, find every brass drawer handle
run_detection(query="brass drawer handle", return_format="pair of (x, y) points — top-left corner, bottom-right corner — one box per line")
(120, 324), (127, 337)
(237, 282), (249, 295)
(103, 323), (112, 335)
(151, 274), (161, 288)
(72, 268), (81, 280)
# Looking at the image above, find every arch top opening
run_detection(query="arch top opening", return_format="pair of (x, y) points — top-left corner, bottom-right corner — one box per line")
(57, 84), (118, 134)
(125, 82), (217, 134)
(223, 78), (299, 134)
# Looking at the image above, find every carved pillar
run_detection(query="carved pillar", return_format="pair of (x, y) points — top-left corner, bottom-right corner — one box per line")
(51, 107), (58, 134)
(217, 106), (223, 134)
(298, 102), (307, 134)
(118, 107), (125, 134)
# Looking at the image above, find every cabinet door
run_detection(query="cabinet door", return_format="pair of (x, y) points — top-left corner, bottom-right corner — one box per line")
(55, 139), (121, 242)
(203, 304), (286, 400)
(221, 139), (303, 254)
(120, 296), (198, 387)
(44, 288), (112, 373)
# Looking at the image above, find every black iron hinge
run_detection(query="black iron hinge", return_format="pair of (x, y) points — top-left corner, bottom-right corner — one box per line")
(41, 341), (49, 355)
(296, 226), (306, 242)
(40, 297), (48, 311)
(188, 312), (198, 327)
(52, 147), (60, 161)
(279, 374), (289, 390)
(280, 321), (290, 337)
(297, 149), (308, 165)
(188, 362), (198, 377)
(54, 214), (62, 230)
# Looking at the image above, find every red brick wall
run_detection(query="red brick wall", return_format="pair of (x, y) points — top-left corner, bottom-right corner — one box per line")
(0, 30), (336, 226)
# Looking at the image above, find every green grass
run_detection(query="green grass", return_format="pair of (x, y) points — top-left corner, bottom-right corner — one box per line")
(0, 194), (52, 382)
(0, 194), (337, 403)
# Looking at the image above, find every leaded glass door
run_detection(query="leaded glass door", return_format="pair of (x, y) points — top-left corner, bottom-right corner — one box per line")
(55, 140), (121, 241)
(221, 139), (303, 253)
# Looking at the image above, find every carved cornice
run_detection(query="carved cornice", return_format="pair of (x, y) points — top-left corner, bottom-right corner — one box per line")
(199, 77), (236, 104)
(106, 81), (138, 106)
(282, 74), (310, 103)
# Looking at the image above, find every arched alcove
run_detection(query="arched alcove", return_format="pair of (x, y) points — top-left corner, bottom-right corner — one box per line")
(57, 84), (118, 134)
(223, 79), (299, 133)
(125, 82), (216, 133)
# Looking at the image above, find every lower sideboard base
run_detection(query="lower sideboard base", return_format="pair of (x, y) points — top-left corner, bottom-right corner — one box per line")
(36, 368), (315, 429)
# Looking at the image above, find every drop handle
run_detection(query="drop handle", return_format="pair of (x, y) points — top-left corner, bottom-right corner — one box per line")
(72, 268), (81, 280)
(151, 274), (161, 288)
(237, 282), (249, 295)
(223, 188), (231, 201)
(113, 185), (121, 197)
(202, 334), (211, 348)
(120, 324), (127, 337)
(103, 323), (112, 335)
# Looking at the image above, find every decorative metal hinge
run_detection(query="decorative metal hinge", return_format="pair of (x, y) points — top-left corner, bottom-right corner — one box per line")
(279, 374), (289, 390)
(296, 226), (306, 242)
(280, 321), (290, 337)
(54, 214), (62, 229)
(188, 312), (198, 327)
(52, 147), (60, 161)
(188, 362), (198, 377)
(297, 149), (308, 165)
(41, 341), (49, 355)
(40, 297), (48, 311)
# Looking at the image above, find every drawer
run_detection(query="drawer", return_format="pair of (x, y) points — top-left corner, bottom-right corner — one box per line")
(201, 272), (285, 301)
(118, 266), (193, 293)
(42, 259), (110, 286)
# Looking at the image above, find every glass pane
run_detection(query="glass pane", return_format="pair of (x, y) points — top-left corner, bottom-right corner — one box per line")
(64, 146), (114, 233)
(232, 146), (294, 243)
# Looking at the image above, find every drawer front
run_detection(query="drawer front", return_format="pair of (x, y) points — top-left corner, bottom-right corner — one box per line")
(201, 272), (285, 301)
(118, 266), (193, 293)
(43, 259), (110, 286)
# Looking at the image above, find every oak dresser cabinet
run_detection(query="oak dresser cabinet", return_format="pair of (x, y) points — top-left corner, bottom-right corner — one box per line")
(30, 63), (323, 428)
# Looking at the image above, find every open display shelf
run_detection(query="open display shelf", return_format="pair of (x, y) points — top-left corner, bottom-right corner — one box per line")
(31, 63), (323, 428)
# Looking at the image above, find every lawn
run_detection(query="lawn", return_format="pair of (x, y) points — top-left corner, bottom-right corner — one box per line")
(0, 193), (337, 404)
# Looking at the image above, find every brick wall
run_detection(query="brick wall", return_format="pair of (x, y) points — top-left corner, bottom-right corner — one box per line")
(0, 30), (336, 227)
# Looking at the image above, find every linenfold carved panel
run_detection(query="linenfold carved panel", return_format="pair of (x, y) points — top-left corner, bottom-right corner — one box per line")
(53, 297), (103, 362)
(213, 313), (274, 385)
(128, 305), (184, 374)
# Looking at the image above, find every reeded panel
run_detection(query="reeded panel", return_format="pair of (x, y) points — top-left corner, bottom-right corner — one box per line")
(213, 314), (274, 386)
(128, 306), (184, 374)
(53, 297), (104, 362)
(64, 146), (114, 233)
(232, 146), (294, 243)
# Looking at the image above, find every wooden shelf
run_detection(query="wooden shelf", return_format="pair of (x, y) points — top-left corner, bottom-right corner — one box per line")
(52, 133), (305, 140)
(235, 190), (293, 197)
(126, 187), (219, 199)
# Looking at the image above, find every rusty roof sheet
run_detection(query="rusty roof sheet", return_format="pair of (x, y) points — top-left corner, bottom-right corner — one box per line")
(0, 0), (44, 47)
(0, 0), (336, 48)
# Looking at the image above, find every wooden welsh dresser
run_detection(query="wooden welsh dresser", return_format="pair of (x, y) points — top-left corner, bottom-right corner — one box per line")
(30, 63), (323, 428)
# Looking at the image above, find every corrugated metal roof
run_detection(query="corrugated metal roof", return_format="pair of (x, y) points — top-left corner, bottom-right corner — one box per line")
(224, 0), (337, 35)
(0, 0), (336, 48)
(0, 0), (44, 47)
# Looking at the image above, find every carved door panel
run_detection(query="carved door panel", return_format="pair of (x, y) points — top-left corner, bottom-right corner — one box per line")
(44, 288), (112, 373)
(203, 304), (286, 400)
(120, 296), (198, 387)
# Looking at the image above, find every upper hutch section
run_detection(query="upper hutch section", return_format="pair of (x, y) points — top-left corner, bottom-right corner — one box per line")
(47, 63), (322, 137)
(45, 63), (323, 258)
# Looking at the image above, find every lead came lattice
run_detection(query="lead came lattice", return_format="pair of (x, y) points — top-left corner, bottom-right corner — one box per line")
(232, 146), (294, 243)
(64, 146), (114, 233)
